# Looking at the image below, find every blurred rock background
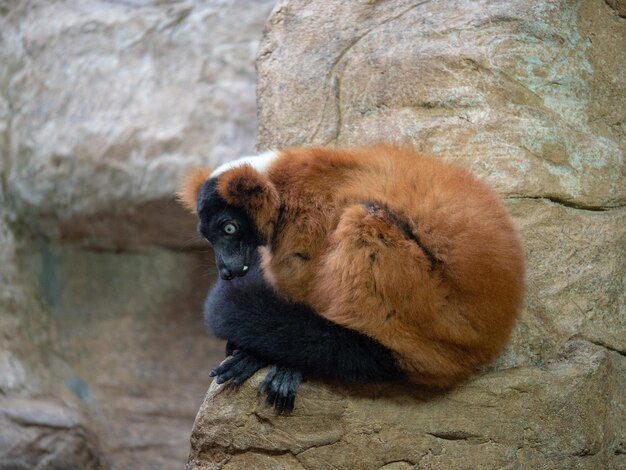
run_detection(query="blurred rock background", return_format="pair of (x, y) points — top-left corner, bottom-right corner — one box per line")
(189, 0), (625, 469)
(0, 0), (275, 468)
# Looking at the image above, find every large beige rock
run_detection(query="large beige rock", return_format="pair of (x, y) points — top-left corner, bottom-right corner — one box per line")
(189, 0), (626, 468)
(1, 0), (274, 248)
(188, 343), (625, 469)
(258, 0), (625, 208)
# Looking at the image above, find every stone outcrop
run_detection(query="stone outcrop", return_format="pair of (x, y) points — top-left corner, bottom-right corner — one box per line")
(189, 342), (625, 469)
(0, 397), (103, 469)
(0, 1), (274, 468)
(189, 0), (626, 468)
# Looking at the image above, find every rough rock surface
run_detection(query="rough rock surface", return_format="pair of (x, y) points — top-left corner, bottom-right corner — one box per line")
(189, 342), (625, 470)
(0, 398), (104, 469)
(189, 0), (626, 468)
(0, 1), (274, 469)
(1, 0), (274, 249)
(258, 0), (625, 209)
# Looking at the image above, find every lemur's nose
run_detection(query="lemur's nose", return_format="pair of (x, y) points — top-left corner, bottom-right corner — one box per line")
(219, 268), (233, 280)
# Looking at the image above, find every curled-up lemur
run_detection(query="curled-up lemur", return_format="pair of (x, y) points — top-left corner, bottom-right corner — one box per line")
(179, 145), (525, 411)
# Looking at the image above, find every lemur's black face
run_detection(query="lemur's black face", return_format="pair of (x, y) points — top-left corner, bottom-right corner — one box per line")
(197, 178), (261, 281)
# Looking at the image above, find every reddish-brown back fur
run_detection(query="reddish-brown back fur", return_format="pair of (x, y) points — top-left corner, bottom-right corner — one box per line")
(181, 145), (525, 388)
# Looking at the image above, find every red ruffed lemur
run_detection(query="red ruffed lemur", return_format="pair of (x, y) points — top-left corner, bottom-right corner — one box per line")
(179, 145), (525, 411)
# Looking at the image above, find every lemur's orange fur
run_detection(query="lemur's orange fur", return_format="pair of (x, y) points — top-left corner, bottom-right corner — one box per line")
(181, 145), (525, 387)
(178, 167), (213, 213)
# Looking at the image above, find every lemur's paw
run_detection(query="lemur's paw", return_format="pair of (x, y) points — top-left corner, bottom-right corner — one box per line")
(259, 365), (303, 413)
(209, 350), (267, 386)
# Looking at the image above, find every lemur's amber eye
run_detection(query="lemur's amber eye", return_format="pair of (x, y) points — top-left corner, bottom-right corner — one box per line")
(223, 223), (238, 235)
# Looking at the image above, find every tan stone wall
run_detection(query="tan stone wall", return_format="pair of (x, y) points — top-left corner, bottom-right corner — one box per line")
(188, 1), (625, 468)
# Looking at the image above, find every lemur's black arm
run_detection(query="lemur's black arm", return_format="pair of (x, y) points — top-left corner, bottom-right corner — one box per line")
(205, 265), (403, 381)
(203, 265), (404, 410)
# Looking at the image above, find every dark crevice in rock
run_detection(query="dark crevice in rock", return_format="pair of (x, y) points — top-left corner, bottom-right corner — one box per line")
(189, 444), (294, 468)
(225, 445), (296, 458)
(573, 336), (626, 358)
(5, 414), (76, 431)
(506, 195), (626, 212)
(294, 438), (343, 456)
(425, 431), (489, 443)
(605, 0), (626, 18)
(379, 459), (417, 468)
(572, 447), (600, 457)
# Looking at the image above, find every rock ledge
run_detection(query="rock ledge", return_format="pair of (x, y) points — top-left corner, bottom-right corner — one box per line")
(187, 341), (625, 470)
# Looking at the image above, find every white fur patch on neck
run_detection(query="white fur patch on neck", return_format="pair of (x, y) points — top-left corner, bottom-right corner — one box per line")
(210, 150), (278, 179)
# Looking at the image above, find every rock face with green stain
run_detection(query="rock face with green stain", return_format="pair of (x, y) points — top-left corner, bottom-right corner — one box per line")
(0, 229), (227, 469)
(189, 0), (626, 468)
(257, 0), (625, 209)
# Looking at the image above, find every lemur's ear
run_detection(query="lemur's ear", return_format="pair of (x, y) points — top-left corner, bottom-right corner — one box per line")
(216, 165), (280, 241)
(177, 167), (213, 213)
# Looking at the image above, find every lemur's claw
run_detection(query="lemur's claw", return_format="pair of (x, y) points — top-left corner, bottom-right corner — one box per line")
(210, 351), (267, 386)
(259, 365), (303, 412)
